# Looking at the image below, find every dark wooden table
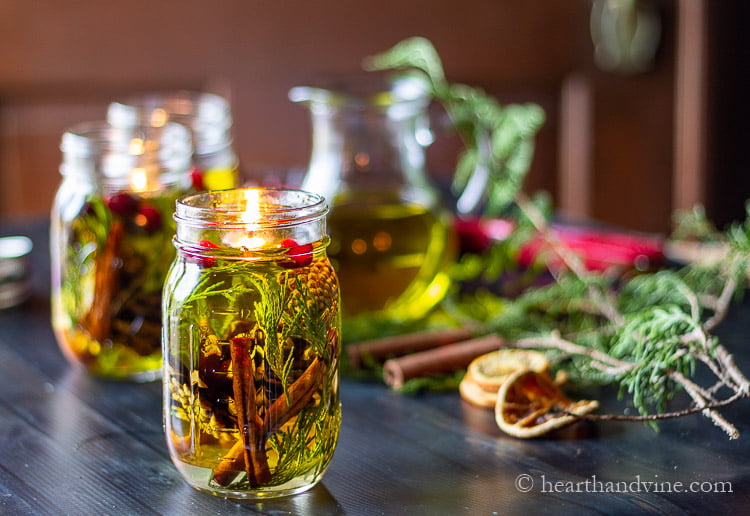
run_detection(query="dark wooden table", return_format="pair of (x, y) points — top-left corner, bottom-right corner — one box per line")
(2, 221), (750, 515)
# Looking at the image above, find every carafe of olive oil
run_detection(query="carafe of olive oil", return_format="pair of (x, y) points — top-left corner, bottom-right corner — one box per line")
(289, 75), (456, 326)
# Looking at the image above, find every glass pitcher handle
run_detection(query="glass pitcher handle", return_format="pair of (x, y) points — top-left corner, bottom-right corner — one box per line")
(455, 132), (492, 215)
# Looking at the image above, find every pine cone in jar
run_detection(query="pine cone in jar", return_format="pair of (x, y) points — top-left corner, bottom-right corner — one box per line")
(283, 256), (339, 322)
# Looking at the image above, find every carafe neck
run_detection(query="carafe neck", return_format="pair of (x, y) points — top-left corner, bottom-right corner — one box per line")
(290, 77), (436, 204)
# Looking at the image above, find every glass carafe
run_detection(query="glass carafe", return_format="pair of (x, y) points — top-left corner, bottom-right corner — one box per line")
(289, 75), (456, 325)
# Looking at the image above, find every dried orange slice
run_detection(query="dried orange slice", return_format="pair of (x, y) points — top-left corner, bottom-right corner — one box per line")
(460, 368), (571, 408)
(495, 370), (598, 438)
(467, 349), (549, 392)
(459, 374), (498, 408)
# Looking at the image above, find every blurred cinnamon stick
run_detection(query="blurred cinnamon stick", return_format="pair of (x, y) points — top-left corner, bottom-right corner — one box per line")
(347, 327), (474, 368)
(383, 334), (505, 389)
(83, 220), (123, 342)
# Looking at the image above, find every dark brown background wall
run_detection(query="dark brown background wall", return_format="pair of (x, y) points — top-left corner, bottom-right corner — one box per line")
(0, 0), (744, 233)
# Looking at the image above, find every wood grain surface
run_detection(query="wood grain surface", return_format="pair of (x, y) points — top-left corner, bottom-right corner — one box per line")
(1, 221), (748, 514)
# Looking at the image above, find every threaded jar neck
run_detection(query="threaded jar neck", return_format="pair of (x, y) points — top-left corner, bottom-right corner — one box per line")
(174, 188), (329, 256)
(59, 121), (192, 193)
(107, 91), (234, 156)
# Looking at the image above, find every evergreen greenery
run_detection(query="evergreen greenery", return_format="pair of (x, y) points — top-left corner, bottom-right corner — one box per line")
(364, 37), (750, 437)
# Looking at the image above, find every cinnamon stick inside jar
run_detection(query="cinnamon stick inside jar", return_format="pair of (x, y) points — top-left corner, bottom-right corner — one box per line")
(83, 219), (123, 342)
(382, 334), (506, 389)
(347, 327), (474, 368)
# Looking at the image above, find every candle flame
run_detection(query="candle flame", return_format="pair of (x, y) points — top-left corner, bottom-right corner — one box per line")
(225, 189), (266, 250)
(241, 189), (262, 224)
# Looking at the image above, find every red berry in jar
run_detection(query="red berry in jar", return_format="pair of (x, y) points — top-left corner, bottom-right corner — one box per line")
(135, 204), (162, 232)
(106, 191), (139, 217)
(192, 239), (220, 268)
(190, 167), (205, 191)
(77, 201), (97, 219)
(279, 238), (313, 268)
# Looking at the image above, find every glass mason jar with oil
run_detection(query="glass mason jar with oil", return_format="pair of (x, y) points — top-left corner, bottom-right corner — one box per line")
(108, 91), (240, 191)
(290, 75), (456, 326)
(162, 188), (341, 499)
(50, 121), (193, 380)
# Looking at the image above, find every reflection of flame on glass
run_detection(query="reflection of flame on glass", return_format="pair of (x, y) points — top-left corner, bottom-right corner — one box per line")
(239, 235), (266, 249)
(129, 137), (145, 155)
(130, 167), (148, 192)
(150, 108), (168, 128)
(351, 238), (367, 255)
(354, 152), (370, 168)
(127, 138), (151, 192)
(373, 231), (392, 252)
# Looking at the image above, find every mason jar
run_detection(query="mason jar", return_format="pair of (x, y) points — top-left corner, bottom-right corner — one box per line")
(50, 121), (193, 381)
(162, 187), (341, 499)
(108, 91), (240, 191)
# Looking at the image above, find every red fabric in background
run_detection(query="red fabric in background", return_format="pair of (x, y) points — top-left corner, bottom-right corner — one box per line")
(456, 217), (664, 273)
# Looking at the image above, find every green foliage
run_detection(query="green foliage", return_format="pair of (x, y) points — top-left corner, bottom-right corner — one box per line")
(726, 202), (750, 254)
(617, 270), (699, 316)
(250, 274), (295, 394)
(610, 306), (698, 415)
(397, 370), (465, 394)
(359, 37), (748, 431)
(363, 36), (447, 89)
(365, 37), (545, 216)
(671, 204), (723, 242)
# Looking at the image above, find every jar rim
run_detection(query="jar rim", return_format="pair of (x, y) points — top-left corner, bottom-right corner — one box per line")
(289, 73), (430, 112)
(60, 120), (192, 157)
(59, 120), (193, 190)
(175, 187), (328, 229)
(108, 91), (232, 129)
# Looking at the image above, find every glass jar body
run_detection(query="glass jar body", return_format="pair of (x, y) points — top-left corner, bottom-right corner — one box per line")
(290, 77), (456, 326)
(50, 121), (192, 381)
(108, 91), (240, 191)
(163, 188), (341, 499)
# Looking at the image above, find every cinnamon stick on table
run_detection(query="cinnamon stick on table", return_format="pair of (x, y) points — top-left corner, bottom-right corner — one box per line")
(382, 334), (506, 389)
(347, 327), (474, 368)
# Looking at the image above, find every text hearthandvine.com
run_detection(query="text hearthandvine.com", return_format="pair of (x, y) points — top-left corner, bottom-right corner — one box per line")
(514, 474), (733, 494)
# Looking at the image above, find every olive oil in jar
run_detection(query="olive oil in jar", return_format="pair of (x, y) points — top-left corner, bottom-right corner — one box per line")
(164, 258), (341, 498)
